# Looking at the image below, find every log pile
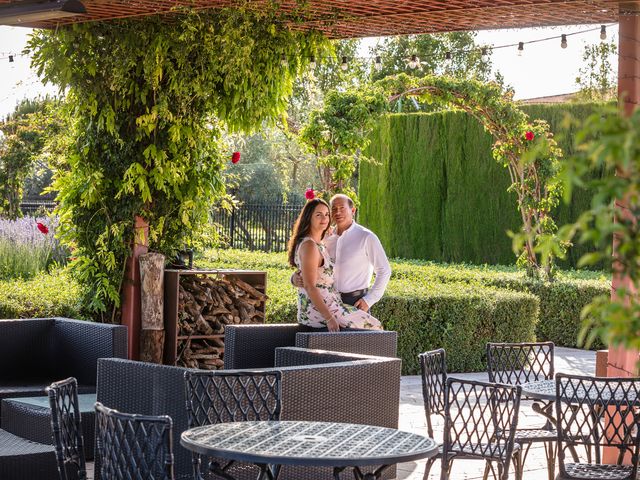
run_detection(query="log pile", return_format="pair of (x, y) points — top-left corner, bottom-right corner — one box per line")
(176, 274), (266, 370)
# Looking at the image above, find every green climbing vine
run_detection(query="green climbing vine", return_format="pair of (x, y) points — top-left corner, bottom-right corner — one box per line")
(386, 74), (565, 279)
(28, 4), (331, 320)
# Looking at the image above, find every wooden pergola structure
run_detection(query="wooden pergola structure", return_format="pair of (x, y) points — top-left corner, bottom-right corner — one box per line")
(2, 0), (638, 379)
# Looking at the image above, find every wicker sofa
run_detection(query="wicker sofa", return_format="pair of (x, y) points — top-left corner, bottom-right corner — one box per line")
(96, 348), (402, 480)
(223, 323), (398, 369)
(0, 317), (128, 480)
(0, 317), (127, 407)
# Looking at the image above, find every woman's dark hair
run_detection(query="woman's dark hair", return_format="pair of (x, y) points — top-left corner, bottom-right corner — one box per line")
(287, 199), (330, 267)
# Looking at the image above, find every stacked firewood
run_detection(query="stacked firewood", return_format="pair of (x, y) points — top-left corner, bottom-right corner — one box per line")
(176, 274), (266, 370)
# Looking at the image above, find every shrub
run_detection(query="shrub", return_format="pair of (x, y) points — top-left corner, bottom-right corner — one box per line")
(199, 249), (540, 373)
(0, 268), (85, 319)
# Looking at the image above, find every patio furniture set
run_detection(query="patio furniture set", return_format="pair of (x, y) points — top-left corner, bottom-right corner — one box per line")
(1, 318), (639, 480)
(419, 342), (640, 480)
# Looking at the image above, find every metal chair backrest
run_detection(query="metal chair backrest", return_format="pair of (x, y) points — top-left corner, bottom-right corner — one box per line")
(47, 377), (87, 480)
(184, 370), (282, 428)
(487, 341), (554, 385)
(555, 374), (640, 479)
(95, 402), (174, 480)
(443, 378), (521, 471)
(419, 349), (447, 438)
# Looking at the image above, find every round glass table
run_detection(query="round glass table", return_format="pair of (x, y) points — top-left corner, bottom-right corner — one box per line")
(181, 420), (438, 480)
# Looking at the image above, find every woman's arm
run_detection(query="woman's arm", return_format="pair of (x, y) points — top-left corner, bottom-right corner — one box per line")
(299, 241), (339, 332)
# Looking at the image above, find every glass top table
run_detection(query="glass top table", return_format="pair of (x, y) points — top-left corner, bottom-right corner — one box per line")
(522, 379), (640, 403)
(181, 420), (438, 480)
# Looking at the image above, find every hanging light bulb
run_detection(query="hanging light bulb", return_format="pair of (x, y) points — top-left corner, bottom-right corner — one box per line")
(600, 25), (607, 40)
(560, 34), (568, 49)
(281, 55), (288, 67)
(340, 56), (348, 71)
(481, 47), (488, 57)
(8, 55), (14, 63)
(308, 55), (316, 70)
(517, 42), (524, 56)
(408, 54), (419, 69)
(374, 56), (382, 72)
(445, 51), (452, 61)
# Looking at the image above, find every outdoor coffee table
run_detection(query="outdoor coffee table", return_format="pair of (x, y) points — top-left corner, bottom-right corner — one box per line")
(180, 420), (438, 480)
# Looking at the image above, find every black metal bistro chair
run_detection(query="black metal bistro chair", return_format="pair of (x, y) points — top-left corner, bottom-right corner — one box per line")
(184, 370), (282, 480)
(440, 378), (521, 480)
(47, 377), (87, 480)
(419, 349), (447, 479)
(95, 402), (174, 480)
(555, 374), (640, 480)
(486, 342), (558, 480)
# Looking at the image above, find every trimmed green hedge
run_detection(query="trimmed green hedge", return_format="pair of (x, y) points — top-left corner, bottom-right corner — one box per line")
(0, 269), (85, 319)
(200, 249), (539, 373)
(360, 103), (606, 268)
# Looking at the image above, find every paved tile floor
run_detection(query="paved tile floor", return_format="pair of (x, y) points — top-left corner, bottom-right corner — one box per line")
(87, 347), (595, 480)
(396, 347), (596, 480)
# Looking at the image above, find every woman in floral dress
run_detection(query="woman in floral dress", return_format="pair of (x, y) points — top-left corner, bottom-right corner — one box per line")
(287, 198), (382, 332)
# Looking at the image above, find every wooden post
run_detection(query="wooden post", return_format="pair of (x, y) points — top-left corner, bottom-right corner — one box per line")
(139, 252), (165, 364)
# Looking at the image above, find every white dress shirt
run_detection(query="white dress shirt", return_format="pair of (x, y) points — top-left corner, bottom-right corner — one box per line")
(323, 222), (391, 307)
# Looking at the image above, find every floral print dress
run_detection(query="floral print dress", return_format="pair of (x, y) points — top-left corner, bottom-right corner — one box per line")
(295, 237), (382, 330)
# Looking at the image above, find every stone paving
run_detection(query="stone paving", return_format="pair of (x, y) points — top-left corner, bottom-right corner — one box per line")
(395, 347), (596, 480)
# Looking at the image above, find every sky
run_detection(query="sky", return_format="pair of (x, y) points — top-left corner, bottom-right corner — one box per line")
(0, 23), (619, 118)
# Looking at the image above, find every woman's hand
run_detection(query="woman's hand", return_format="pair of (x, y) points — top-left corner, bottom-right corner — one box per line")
(326, 316), (340, 332)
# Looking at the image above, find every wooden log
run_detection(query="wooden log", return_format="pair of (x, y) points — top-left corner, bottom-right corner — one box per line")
(140, 330), (165, 363)
(139, 252), (165, 364)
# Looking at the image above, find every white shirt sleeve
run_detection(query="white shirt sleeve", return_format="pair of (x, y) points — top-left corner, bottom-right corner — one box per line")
(362, 232), (391, 307)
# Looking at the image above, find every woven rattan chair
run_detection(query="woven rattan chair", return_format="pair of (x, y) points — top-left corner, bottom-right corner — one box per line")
(440, 378), (521, 480)
(184, 370), (282, 480)
(419, 349), (447, 480)
(95, 402), (174, 480)
(555, 374), (640, 480)
(486, 342), (557, 480)
(47, 377), (87, 480)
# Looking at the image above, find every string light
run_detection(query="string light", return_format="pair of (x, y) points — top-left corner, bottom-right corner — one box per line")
(600, 25), (607, 40)
(445, 51), (452, 61)
(374, 55), (382, 72)
(308, 55), (316, 69)
(560, 34), (568, 49)
(408, 54), (419, 69)
(280, 55), (288, 67)
(8, 55), (14, 63)
(340, 55), (348, 71)
(517, 42), (524, 56)
(481, 47), (489, 57)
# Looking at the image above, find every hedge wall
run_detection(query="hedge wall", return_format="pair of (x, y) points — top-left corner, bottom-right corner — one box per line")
(359, 103), (606, 268)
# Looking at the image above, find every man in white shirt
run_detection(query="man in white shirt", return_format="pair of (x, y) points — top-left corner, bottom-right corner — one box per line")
(294, 194), (392, 312)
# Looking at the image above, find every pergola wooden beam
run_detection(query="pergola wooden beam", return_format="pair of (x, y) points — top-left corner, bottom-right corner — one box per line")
(0, 0), (631, 37)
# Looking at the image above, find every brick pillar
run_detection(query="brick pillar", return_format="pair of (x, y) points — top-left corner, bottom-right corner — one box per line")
(120, 215), (149, 360)
(607, 9), (640, 380)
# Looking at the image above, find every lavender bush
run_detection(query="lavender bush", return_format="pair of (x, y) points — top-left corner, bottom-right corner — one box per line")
(0, 216), (69, 279)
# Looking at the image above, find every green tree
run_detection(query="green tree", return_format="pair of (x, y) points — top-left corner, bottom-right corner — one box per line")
(555, 105), (640, 353)
(370, 32), (492, 82)
(575, 41), (617, 102)
(28, 6), (330, 320)
(0, 97), (60, 219)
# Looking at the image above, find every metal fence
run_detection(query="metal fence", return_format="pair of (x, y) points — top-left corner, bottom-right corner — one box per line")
(212, 203), (304, 252)
(19, 201), (57, 216)
(16, 200), (302, 253)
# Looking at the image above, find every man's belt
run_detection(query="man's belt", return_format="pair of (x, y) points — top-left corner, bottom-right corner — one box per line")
(341, 288), (368, 297)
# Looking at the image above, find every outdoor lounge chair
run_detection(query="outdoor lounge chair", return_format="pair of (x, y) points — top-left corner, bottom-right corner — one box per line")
(95, 347), (401, 479)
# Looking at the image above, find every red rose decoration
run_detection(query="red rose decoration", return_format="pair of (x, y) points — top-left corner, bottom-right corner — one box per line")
(231, 152), (241, 164)
(525, 131), (535, 141)
(36, 222), (49, 235)
(305, 188), (315, 200)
